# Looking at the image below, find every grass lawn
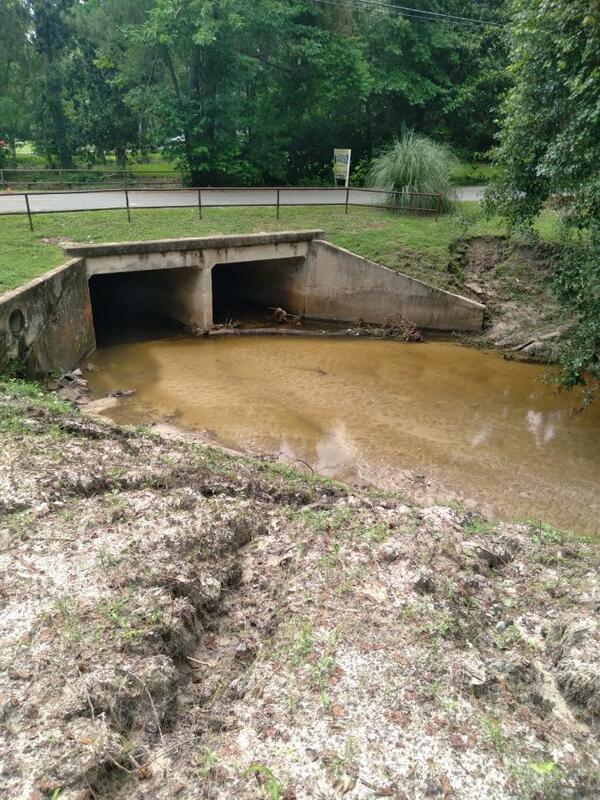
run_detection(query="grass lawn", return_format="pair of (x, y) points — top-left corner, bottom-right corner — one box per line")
(11, 145), (179, 179)
(0, 202), (559, 294)
(449, 161), (497, 186)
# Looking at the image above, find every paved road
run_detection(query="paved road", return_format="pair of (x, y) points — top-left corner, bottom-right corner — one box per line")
(0, 185), (484, 216)
(454, 186), (484, 202)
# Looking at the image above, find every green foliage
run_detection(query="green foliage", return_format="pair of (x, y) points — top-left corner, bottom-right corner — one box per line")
(367, 130), (458, 213)
(482, 714), (506, 753)
(2, 0), (507, 182)
(553, 241), (600, 403)
(487, 0), (600, 401)
(243, 763), (285, 800)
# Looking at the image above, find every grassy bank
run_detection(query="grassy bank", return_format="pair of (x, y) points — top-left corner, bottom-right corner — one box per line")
(0, 203), (558, 294)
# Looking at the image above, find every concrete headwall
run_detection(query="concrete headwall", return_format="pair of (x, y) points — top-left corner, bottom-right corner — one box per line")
(305, 240), (484, 331)
(64, 230), (324, 331)
(0, 230), (484, 376)
(0, 259), (95, 376)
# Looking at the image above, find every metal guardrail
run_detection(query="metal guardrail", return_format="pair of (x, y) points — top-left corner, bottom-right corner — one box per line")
(0, 186), (443, 231)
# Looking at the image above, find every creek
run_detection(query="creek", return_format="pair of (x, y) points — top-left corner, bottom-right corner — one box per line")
(87, 336), (600, 535)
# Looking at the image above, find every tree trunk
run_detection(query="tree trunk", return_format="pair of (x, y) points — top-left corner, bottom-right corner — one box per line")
(115, 144), (127, 169)
(41, 48), (72, 168)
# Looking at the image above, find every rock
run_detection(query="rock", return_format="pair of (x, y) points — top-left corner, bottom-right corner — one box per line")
(108, 389), (136, 398)
(462, 656), (488, 696)
(475, 537), (517, 568)
(376, 543), (404, 563)
(413, 569), (436, 594)
(56, 386), (83, 403)
(465, 281), (485, 296)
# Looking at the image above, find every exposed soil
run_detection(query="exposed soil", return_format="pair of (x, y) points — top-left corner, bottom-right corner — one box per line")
(1, 386), (599, 800)
(449, 237), (570, 360)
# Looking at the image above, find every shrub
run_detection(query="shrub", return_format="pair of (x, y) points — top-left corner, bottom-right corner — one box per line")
(367, 129), (457, 213)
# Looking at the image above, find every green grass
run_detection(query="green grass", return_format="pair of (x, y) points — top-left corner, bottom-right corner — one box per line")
(0, 203), (560, 293)
(449, 161), (497, 187)
(11, 145), (179, 179)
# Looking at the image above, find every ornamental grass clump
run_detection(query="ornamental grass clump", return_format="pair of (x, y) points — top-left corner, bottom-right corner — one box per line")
(367, 129), (457, 213)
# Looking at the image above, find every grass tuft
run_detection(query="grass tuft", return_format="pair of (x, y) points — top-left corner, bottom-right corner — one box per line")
(367, 129), (458, 213)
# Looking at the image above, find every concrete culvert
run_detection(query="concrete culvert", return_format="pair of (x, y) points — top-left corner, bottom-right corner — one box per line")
(211, 258), (306, 325)
(88, 268), (200, 346)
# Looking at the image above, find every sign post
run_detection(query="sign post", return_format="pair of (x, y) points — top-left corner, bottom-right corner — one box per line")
(333, 148), (351, 188)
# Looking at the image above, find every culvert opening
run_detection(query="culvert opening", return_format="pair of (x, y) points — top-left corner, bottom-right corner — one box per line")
(89, 269), (196, 346)
(212, 258), (306, 326)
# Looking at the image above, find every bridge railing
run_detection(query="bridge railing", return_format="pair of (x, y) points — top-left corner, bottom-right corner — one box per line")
(0, 186), (443, 231)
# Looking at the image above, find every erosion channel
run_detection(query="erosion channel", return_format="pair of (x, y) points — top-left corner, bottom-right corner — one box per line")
(86, 335), (600, 536)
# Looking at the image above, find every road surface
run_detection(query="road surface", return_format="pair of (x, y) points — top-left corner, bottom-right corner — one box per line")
(0, 185), (484, 216)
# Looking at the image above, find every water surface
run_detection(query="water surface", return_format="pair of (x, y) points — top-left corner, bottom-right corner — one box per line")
(87, 337), (600, 534)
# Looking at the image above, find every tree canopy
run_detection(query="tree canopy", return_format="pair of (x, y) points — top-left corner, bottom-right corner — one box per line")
(0, 0), (507, 183)
(488, 0), (600, 401)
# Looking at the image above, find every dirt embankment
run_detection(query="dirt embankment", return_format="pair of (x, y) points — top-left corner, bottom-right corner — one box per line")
(448, 237), (571, 360)
(1, 386), (599, 800)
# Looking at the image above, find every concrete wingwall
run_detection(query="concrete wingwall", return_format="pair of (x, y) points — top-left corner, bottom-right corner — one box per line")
(0, 259), (95, 376)
(305, 240), (484, 331)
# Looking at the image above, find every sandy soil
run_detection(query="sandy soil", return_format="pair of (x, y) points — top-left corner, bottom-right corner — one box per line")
(0, 384), (599, 800)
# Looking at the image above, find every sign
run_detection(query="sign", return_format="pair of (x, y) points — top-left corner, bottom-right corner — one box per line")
(333, 148), (351, 187)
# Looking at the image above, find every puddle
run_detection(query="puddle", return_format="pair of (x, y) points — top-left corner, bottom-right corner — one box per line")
(86, 336), (600, 535)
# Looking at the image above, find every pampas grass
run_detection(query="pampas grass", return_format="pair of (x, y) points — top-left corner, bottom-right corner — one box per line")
(367, 130), (457, 213)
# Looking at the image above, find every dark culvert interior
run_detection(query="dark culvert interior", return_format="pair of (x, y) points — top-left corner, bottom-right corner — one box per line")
(89, 269), (195, 346)
(212, 258), (306, 325)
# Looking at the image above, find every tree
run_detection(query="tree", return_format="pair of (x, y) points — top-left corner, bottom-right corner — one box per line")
(4, 0), (508, 182)
(28, 0), (77, 167)
(487, 0), (600, 402)
(0, 0), (35, 161)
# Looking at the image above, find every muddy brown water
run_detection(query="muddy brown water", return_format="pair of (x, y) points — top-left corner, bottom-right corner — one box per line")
(87, 336), (600, 535)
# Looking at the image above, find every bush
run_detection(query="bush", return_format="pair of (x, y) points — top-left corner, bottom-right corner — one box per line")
(367, 129), (457, 213)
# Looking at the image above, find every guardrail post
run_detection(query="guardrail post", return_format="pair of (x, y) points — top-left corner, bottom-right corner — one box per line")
(24, 193), (34, 231)
(198, 188), (202, 220)
(276, 188), (280, 220)
(0, 168), (4, 185)
(125, 189), (131, 223)
(345, 186), (349, 214)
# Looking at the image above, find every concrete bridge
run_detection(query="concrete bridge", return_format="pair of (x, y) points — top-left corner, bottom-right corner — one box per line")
(0, 230), (484, 375)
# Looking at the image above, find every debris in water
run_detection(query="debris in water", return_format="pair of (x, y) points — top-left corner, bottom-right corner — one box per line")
(269, 306), (303, 325)
(357, 313), (423, 341)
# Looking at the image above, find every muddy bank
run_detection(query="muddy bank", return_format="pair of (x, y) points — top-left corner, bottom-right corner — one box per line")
(1, 383), (599, 799)
(448, 236), (569, 360)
